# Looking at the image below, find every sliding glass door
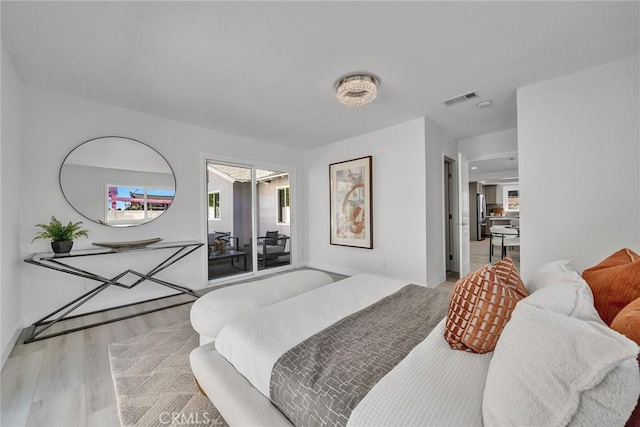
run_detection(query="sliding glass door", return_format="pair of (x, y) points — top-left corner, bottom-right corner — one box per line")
(256, 169), (291, 271)
(206, 161), (292, 281)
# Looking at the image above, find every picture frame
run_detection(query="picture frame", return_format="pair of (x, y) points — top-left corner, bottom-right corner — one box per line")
(329, 156), (373, 249)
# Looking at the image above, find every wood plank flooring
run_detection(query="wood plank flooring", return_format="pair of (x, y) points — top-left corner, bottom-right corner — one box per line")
(1, 267), (347, 427)
(442, 237), (520, 290)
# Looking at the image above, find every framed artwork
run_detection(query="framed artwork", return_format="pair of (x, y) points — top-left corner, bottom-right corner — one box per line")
(329, 156), (373, 249)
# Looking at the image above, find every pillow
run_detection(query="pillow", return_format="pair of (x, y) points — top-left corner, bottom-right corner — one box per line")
(582, 248), (640, 325)
(521, 279), (602, 323)
(444, 264), (523, 354)
(493, 256), (528, 298)
(611, 297), (640, 346)
(527, 259), (580, 293)
(482, 299), (640, 426)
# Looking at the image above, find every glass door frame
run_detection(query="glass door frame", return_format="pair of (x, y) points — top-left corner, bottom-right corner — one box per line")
(203, 155), (296, 286)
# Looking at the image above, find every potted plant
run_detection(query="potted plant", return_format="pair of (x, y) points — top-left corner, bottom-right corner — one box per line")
(32, 216), (89, 254)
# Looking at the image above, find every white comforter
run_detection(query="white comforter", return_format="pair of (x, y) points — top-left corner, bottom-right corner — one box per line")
(215, 273), (491, 426)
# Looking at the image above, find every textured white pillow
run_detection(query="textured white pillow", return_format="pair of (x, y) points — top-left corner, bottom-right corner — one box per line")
(482, 299), (640, 426)
(521, 279), (602, 323)
(527, 259), (581, 293)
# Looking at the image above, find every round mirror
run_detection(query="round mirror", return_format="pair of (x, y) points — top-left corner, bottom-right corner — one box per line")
(60, 136), (176, 227)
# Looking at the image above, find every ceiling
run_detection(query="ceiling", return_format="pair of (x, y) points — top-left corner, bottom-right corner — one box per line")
(470, 157), (518, 174)
(2, 2), (638, 150)
(469, 156), (519, 184)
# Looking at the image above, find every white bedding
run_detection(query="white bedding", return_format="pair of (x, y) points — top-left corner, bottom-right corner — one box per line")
(349, 319), (491, 427)
(214, 274), (409, 396)
(214, 273), (490, 426)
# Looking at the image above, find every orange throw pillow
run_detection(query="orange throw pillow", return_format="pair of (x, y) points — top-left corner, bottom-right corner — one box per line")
(582, 249), (640, 325)
(493, 256), (529, 299)
(444, 264), (523, 354)
(610, 297), (640, 345)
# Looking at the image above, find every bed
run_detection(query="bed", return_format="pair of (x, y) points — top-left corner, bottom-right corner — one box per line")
(190, 270), (640, 426)
(191, 274), (489, 426)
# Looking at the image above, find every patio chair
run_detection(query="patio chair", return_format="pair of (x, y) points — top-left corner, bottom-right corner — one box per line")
(257, 231), (290, 267)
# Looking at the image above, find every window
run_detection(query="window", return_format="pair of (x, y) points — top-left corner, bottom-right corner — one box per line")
(208, 191), (220, 220)
(277, 186), (290, 224)
(106, 185), (175, 224)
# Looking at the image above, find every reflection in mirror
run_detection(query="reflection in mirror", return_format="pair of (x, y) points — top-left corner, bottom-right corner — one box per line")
(60, 137), (176, 227)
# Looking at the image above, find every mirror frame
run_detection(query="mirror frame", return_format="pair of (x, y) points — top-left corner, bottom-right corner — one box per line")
(59, 136), (177, 227)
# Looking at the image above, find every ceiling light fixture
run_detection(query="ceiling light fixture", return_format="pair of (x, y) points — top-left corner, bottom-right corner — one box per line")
(476, 100), (493, 109)
(335, 74), (379, 107)
(471, 166), (478, 170)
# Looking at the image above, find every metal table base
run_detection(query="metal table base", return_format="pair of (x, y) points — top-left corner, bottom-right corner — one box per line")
(23, 240), (203, 343)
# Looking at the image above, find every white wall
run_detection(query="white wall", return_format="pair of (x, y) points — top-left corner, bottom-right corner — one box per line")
(458, 128), (518, 160)
(257, 175), (290, 237)
(304, 119), (428, 284)
(20, 85), (303, 324)
(518, 56), (639, 280)
(207, 170), (234, 235)
(1, 44), (24, 365)
(425, 118), (458, 285)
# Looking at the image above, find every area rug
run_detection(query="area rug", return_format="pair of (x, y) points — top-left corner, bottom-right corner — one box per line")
(108, 322), (227, 427)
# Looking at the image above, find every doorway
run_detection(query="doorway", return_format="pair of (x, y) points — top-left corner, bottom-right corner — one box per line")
(444, 158), (455, 274)
(468, 154), (520, 270)
(444, 156), (461, 280)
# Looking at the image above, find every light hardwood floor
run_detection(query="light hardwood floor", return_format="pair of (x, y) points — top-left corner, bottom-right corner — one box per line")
(1, 246), (515, 427)
(1, 268), (347, 427)
(441, 237), (520, 290)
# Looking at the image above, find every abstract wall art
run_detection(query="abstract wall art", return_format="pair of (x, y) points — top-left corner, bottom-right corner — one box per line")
(329, 156), (373, 249)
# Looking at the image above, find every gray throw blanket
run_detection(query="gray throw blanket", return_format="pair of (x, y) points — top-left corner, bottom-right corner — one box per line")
(269, 284), (451, 427)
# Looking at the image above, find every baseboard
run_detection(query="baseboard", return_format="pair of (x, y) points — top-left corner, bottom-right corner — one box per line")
(1, 321), (23, 368)
(427, 273), (447, 288)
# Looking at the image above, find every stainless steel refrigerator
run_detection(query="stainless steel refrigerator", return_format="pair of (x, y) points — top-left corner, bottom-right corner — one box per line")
(476, 193), (486, 240)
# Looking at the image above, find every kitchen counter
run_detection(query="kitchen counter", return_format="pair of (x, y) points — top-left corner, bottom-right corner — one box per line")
(482, 216), (519, 237)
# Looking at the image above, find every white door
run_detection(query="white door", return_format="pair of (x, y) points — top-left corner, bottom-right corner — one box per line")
(457, 153), (470, 277)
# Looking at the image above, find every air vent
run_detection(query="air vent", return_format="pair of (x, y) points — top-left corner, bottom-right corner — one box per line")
(442, 91), (479, 107)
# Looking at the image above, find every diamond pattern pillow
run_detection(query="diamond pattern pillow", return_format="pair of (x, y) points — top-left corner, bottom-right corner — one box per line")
(444, 264), (523, 353)
(493, 256), (529, 299)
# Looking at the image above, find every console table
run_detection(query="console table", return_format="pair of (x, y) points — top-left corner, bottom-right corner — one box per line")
(23, 240), (203, 343)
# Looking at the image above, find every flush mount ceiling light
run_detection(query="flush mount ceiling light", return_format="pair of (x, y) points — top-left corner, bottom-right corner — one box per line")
(476, 100), (493, 109)
(335, 74), (379, 107)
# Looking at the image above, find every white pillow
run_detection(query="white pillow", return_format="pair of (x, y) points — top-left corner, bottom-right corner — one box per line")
(482, 299), (640, 426)
(527, 259), (581, 293)
(521, 280), (602, 323)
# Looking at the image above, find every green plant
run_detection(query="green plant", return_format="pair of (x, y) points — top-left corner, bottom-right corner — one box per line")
(32, 216), (89, 243)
